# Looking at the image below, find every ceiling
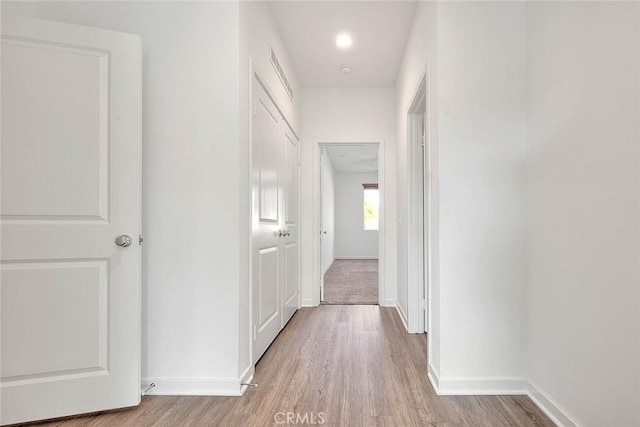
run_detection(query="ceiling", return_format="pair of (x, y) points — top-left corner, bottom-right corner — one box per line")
(268, 1), (417, 87)
(325, 145), (379, 173)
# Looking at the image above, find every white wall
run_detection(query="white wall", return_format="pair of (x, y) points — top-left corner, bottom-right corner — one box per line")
(239, 1), (300, 382)
(2, 1), (244, 393)
(5, 0), (303, 395)
(436, 0), (528, 385)
(320, 149), (335, 275)
(397, 1), (528, 388)
(399, 3), (640, 425)
(395, 0), (439, 345)
(526, 2), (640, 426)
(300, 87), (397, 306)
(334, 172), (378, 260)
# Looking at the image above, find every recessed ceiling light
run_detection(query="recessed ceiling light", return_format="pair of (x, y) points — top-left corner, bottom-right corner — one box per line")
(336, 33), (353, 49)
(340, 65), (353, 74)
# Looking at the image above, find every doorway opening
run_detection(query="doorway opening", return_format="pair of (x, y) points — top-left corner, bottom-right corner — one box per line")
(318, 143), (381, 305)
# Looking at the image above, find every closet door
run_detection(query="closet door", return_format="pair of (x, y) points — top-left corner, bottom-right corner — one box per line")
(251, 79), (283, 363)
(251, 74), (300, 363)
(280, 126), (299, 326)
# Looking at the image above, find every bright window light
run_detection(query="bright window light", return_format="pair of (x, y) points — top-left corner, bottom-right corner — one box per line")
(363, 186), (379, 231)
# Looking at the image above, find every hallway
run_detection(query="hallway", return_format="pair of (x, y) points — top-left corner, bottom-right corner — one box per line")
(1, 1), (638, 424)
(323, 260), (379, 304)
(39, 306), (554, 426)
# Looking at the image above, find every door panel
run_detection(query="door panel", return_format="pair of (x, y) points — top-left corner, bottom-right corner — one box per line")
(283, 243), (298, 306)
(256, 98), (280, 223)
(257, 247), (279, 328)
(1, 260), (108, 380)
(281, 129), (299, 325)
(1, 38), (109, 220)
(251, 79), (283, 362)
(285, 132), (298, 226)
(0, 17), (141, 425)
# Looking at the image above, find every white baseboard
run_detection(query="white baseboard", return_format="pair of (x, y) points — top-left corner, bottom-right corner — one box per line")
(145, 366), (256, 396)
(427, 367), (578, 427)
(435, 376), (528, 395)
(428, 363), (440, 393)
(239, 364), (254, 396)
(143, 377), (244, 396)
(380, 298), (396, 307)
(335, 257), (379, 260)
(144, 360), (576, 427)
(395, 303), (408, 331)
(527, 381), (578, 427)
(300, 298), (316, 307)
(322, 258), (335, 277)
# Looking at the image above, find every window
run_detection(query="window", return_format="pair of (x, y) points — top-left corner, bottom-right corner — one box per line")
(363, 183), (379, 231)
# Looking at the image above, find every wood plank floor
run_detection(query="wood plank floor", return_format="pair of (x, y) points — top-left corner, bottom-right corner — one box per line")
(34, 306), (554, 426)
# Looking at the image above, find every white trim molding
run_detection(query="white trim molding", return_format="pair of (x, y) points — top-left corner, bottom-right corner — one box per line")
(406, 74), (429, 335)
(322, 258), (335, 276)
(527, 381), (579, 427)
(300, 298), (316, 307)
(395, 303), (408, 330)
(434, 376), (528, 395)
(239, 364), (255, 396)
(427, 363), (440, 392)
(427, 369), (579, 427)
(143, 353), (256, 398)
(142, 377), (245, 396)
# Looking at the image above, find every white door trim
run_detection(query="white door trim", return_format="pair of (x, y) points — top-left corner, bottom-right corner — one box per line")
(407, 74), (431, 334)
(311, 140), (385, 307)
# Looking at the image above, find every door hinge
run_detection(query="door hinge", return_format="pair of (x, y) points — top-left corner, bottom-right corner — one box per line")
(139, 235), (144, 245)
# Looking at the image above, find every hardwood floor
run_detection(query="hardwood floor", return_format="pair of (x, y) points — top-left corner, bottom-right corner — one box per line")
(323, 260), (379, 304)
(33, 306), (554, 426)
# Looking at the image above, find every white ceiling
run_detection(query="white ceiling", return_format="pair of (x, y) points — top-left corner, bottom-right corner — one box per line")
(325, 145), (379, 173)
(268, 1), (417, 87)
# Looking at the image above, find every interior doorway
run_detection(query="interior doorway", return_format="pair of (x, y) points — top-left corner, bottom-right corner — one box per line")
(319, 143), (381, 305)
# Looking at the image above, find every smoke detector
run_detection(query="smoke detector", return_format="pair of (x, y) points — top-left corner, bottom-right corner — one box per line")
(340, 65), (353, 74)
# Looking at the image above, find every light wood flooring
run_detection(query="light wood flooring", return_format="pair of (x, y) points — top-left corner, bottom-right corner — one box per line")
(323, 260), (378, 305)
(33, 305), (554, 426)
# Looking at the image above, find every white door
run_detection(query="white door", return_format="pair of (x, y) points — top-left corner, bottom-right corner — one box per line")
(281, 126), (299, 326)
(0, 17), (142, 425)
(251, 75), (299, 363)
(251, 78), (284, 362)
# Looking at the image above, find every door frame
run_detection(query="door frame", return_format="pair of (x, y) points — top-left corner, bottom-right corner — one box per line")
(247, 61), (301, 367)
(312, 140), (385, 306)
(407, 74), (431, 334)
